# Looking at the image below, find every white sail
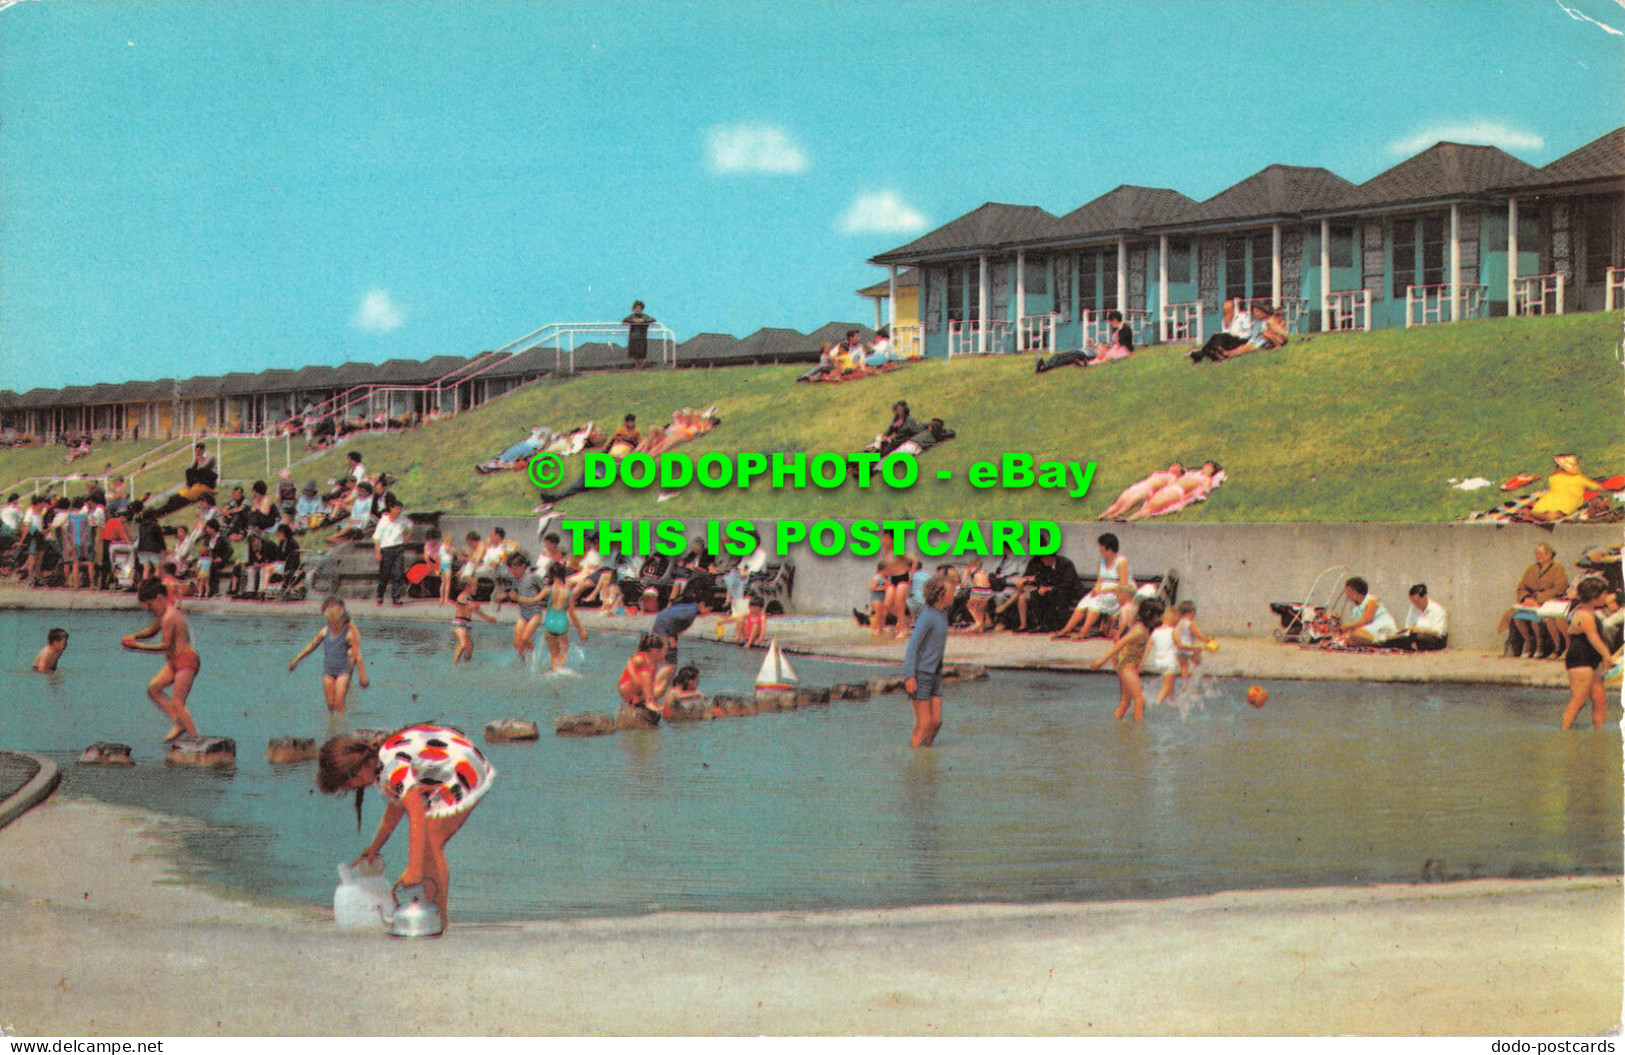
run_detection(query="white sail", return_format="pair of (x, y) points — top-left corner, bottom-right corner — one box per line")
(755, 638), (798, 688)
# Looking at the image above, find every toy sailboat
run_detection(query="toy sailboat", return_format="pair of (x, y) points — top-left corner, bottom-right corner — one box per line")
(755, 638), (798, 690)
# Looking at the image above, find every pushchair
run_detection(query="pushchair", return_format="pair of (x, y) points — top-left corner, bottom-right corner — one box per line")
(1269, 565), (1351, 644)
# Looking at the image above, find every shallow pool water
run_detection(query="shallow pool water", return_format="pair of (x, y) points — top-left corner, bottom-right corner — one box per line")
(3, 608), (1619, 921)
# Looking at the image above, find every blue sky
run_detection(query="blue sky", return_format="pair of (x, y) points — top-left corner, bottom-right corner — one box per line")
(2, 0), (1621, 391)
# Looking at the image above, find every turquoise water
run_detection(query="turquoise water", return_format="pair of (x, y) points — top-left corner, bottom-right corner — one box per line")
(3, 609), (1619, 921)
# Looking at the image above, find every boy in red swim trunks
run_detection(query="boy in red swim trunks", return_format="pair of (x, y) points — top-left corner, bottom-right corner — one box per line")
(122, 578), (201, 741)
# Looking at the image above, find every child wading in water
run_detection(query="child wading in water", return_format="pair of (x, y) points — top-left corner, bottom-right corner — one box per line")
(1173, 600), (1210, 682)
(289, 598), (370, 713)
(1145, 605), (1181, 706)
(317, 725), (495, 930)
(540, 565), (587, 671)
(1092, 597), (1165, 722)
(121, 578), (201, 741)
(450, 577), (498, 663)
(33, 627), (68, 673)
(618, 633), (672, 724)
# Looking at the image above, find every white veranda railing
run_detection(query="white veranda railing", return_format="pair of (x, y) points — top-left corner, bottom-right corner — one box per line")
(1513, 273), (1566, 316)
(1325, 290), (1373, 332)
(1160, 300), (1204, 343)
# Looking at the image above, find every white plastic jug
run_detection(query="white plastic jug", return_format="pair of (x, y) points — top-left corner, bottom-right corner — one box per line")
(333, 858), (392, 929)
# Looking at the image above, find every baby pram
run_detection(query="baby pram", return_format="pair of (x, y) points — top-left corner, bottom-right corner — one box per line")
(1269, 565), (1351, 644)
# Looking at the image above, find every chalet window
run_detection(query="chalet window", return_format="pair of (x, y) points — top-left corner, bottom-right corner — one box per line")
(1392, 219), (1417, 298)
(1250, 232), (1272, 299)
(1078, 252), (1098, 312)
(1583, 200), (1618, 282)
(1023, 256), (1049, 297)
(1420, 215), (1447, 286)
(1100, 249), (1119, 310)
(1329, 226), (1354, 268)
(1166, 239), (1191, 284)
(1224, 238), (1248, 301)
(947, 265), (967, 322)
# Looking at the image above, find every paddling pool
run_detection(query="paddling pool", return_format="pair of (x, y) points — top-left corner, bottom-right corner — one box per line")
(4, 609), (1619, 921)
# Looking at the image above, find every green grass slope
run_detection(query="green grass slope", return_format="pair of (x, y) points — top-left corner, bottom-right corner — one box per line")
(5, 313), (1620, 522)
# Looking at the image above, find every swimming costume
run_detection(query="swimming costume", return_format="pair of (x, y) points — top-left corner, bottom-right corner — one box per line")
(1145, 626), (1179, 675)
(172, 649), (202, 675)
(544, 605), (569, 636)
(451, 616), (471, 631)
(890, 573), (911, 587)
(1565, 617), (1605, 670)
(1116, 634), (1146, 671)
(377, 725), (495, 819)
(321, 625), (353, 678)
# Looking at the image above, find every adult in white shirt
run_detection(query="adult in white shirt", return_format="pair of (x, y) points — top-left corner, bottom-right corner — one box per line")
(346, 450), (368, 485)
(371, 496), (412, 606)
(1386, 583), (1449, 651)
(1190, 297), (1256, 363)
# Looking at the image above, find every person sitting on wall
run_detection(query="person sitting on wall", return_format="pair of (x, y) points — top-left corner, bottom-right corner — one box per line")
(1501, 543), (1570, 658)
(1382, 583), (1448, 651)
(1189, 298), (1256, 363)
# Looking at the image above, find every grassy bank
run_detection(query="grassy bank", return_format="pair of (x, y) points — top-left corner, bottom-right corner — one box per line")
(4, 312), (1620, 522)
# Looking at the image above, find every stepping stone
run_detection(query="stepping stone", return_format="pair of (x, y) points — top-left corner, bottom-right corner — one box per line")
(555, 712), (616, 737)
(265, 737), (317, 764)
(710, 693), (756, 717)
(77, 743), (134, 767)
(793, 686), (831, 707)
(166, 736), (236, 767)
(830, 683), (871, 701)
(484, 718), (541, 743)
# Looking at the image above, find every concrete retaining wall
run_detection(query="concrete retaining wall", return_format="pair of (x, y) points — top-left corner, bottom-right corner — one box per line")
(433, 515), (1620, 652)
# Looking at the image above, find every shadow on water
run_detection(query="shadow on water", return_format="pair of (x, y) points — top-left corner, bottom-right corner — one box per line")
(5, 609), (1620, 921)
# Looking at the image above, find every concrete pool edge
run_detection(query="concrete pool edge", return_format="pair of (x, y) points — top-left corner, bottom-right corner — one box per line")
(2, 795), (1621, 1035)
(0, 585), (1582, 690)
(0, 751), (59, 831)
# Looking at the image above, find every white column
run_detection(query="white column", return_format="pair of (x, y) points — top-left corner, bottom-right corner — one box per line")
(874, 298), (882, 331)
(1271, 223), (1282, 304)
(1115, 238), (1128, 311)
(1015, 250), (1026, 328)
(1449, 203), (1461, 322)
(887, 265), (898, 330)
(977, 254), (989, 355)
(1506, 198), (1519, 316)
(1320, 218), (1332, 332)
(1157, 235), (1169, 341)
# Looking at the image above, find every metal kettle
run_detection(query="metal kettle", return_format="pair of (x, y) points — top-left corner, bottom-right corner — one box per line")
(388, 880), (444, 939)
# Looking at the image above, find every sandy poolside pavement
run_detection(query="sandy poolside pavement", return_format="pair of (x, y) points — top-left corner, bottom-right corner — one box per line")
(0, 797), (1618, 1037)
(0, 584), (1579, 689)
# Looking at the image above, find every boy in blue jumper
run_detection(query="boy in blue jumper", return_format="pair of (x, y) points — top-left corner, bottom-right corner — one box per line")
(903, 575), (952, 747)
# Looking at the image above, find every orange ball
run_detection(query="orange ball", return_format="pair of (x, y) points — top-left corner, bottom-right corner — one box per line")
(1247, 685), (1268, 708)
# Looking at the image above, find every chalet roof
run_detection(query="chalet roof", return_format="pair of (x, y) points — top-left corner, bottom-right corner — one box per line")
(676, 333), (743, 361)
(736, 327), (808, 359)
(1506, 126), (1625, 191)
(1325, 142), (1538, 212)
(1051, 185), (1197, 240)
(803, 321), (875, 346)
(871, 203), (1060, 264)
(175, 375), (226, 398)
(1166, 166), (1354, 228)
(856, 267), (920, 297)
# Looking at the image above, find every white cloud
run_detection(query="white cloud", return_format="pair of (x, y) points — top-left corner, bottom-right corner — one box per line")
(1386, 121), (1545, 157)
(838, 191), (928, 236)
(353, 289), (405, 333)
(705, 124), (808, 175)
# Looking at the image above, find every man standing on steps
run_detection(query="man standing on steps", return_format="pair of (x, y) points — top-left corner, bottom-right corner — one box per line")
(622, 300), (656, 369)
(372, 496), (411, 607)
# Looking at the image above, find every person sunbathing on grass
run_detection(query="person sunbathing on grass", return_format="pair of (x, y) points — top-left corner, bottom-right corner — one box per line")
(638, 407), (720, 456)
(1125, 462), (1223, 521)
(1097, 463), (1184, 520)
